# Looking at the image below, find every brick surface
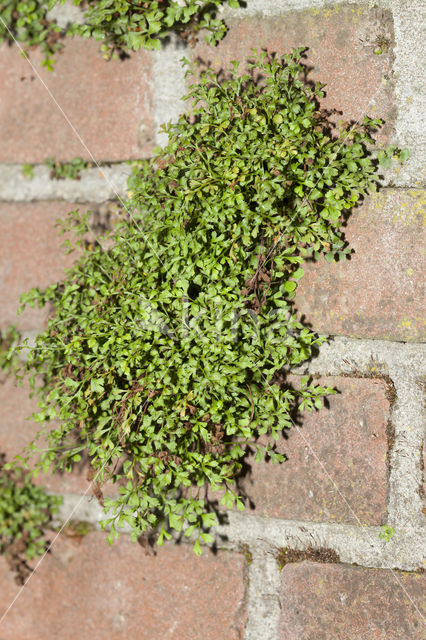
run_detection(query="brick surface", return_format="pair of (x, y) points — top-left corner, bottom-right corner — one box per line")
(0, 201), (81, 330)
(192, 5), (395, 141)
(237, 376), (390, 525)
(278, 561), (425, 640)
(0, 375), (93, 494)
(0, 534), (246, 640)
(294, 189), (425, 341)
(0, 38), (154, 163)
(0, 200), (125, 495)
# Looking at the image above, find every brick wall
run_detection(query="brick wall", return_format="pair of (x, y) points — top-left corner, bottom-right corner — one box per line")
(0, 1), (425, 638)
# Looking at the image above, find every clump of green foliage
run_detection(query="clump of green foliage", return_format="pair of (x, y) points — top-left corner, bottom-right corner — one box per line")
(21, 157), (92, 179)
(379, 524), (395, 542)
(0, 0), (241, 70)
(15, 50), (384, 554)
(0, 326), (21, 375)
(21, 163), (35, 179)
(0, 0), (63, 70)
(0, 454), (61, 584)
(377, 144), (410, 168)
(44, 156), (88, 180)
(67, 0), (241, 53)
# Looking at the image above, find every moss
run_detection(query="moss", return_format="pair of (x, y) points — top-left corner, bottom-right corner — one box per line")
(55, 520), (95, 538)
(277, 546), (340, 571)
(239, 543), (253, 566)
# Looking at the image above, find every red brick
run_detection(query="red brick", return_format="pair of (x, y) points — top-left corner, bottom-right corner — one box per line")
(0, 201), (120, 495)
(0, 372), (122, 499)
(0, 375), (390, 523)
(0, 533), (246, 640)
(0, 38), (154, 163)
(0, 376), (93, 495)
(278, 562), (425, 639)
(238, 377), (390, 525)
(0, 201), (80, 330)
(191, 5), (395, 141)
(0, 201), (115, 496)
(294, 189), (425, 341)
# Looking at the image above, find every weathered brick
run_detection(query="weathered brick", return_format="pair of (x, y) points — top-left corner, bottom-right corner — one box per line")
(0, 201), (81, 330)
(294, 189), (425, 341)
(278, 561), (425, 639)
(0, 202), (88, 495)
(0, 200), (127, 495)
(0, 376), (93, 495)
(237, 376), (390, 525)
(0, 371), (128, 500)
(192, 5), (395, 141)
(0, 38), (154, 163)
(0, 534), (246, 640)
(0, 375), (390, 523)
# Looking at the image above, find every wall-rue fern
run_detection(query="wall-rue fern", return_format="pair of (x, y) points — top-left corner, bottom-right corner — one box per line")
(0, 0), (241, 70)
(0, 326), (21, 374)
(13, 50), (384, 554)
(0, 454), (61, 584)
(0, 0), (63, 70)
(44, 156), (89, 179)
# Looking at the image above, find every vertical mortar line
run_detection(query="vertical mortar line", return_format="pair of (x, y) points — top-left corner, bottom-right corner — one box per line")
(386, 0), (426, 185)
(386, 369), (425, 530)
(152, 35), (189, 148)
(245, 549), (282, 640)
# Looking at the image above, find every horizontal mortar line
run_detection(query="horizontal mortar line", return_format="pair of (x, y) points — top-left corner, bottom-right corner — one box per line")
(13, 332), (426, 369)
(13, 335), (424, 543)
(13, 331), (426, 382)
(290, 335), (426, 376)
(217, 511), (425, 571)
(292, 336), (426, 530)
(54, 493), (425, 571)
(219, 0), (392, 19)
(50, 0), (393, 24)
(0, 163), (421, 203)
(0, 163), (132, 203)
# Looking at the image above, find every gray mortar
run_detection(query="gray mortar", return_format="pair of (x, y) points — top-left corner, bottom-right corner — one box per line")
(244, 552), (282, 640)
(46, 0), (86, 28)
(50, 334), (425, 639)
(0, 163), (131, 203)
(293, 336), (426, 530)
(54, 493), (108, 529)
(219, 0), (345, 17)
(56, 494), (425, 572)
(25, 0), (426, 192)
(291, 336), (426, 376)
(4, 1), (425, 636)
(214, 512), (425, 570)
(152, 35), (188, 147)
(0, 164), (402, 202)
(387, 374), (425, 529)
(384, 0), (426, 186)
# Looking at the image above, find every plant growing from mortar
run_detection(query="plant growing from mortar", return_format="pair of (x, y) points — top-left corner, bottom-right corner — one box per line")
(9, 49), (387, 554)
(0, 0), (242, 69)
